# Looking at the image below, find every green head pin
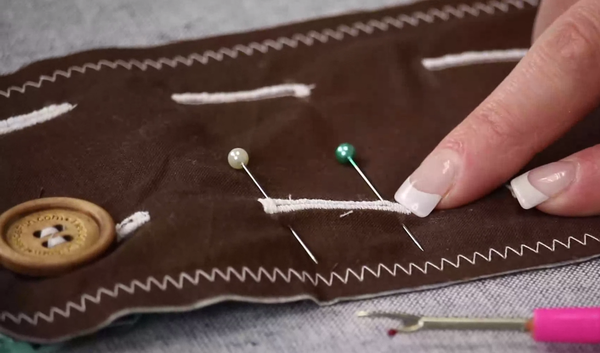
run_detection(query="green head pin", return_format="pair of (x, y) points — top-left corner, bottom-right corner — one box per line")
(335, 143), (383, 201)
(334, 143), (424, 251)
(335, 143), (356, 164)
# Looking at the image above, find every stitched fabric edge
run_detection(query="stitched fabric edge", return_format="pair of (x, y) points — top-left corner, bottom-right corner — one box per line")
(0, 0), (538, 99)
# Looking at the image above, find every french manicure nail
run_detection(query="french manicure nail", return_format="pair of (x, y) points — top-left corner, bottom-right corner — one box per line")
(394, 149), (460, 217)
(510, 161), (577, 209)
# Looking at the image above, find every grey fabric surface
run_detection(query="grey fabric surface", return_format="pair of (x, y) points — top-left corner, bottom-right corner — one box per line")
(1, 0), (412, 75)
(3, 0), (600, 352)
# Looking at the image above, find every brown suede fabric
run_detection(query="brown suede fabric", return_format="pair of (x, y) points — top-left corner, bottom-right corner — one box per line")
(1, 0), (598, 343)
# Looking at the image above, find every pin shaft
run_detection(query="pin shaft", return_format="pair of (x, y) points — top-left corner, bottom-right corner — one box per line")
(348, 157), (384, 201)
(347, 156), (423, 251)
(288, 226), (318, 264)
(241, 162), (318, 264)
(241, 163), (269, 198)
(402, 224), (424, 252)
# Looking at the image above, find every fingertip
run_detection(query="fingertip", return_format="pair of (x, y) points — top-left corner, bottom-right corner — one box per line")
(394, 178), (440, 218)
(510, 172), (549, 210)
(508, 161), (577, 211)
(393, 149), (461, 217)
(510, 146), (600, 216)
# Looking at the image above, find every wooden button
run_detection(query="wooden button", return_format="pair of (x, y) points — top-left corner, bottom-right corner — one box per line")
(0, 197), (115, 277)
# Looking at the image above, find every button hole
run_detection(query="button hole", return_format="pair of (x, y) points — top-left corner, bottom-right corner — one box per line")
(42, 235), (72, 248)
(34, 225), (64, 238)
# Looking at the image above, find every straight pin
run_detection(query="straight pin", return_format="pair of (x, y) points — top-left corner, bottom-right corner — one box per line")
(335, 143), (424, 251)
(228, 148), (318, 264)
(288, 226), (318, 264)
(240, 163), (268, 199)
(348, 157), (384, 201)
(402, 224), (424, 252)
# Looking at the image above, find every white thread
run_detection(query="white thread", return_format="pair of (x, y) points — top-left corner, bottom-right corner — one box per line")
(39, 227), (59, 238)
(38, 227), (67, 249)
(47, 237), (67, 248)
(172, 83), (314, 105)
(0, 103), (75, 135)
(116, 211), (150, 241)
(0, 232), (595, 326)
(422, 48), (528, 70)
(0, 0), (538, 99)
(258, 198), (411, 215)
(339, 210), (354, 218)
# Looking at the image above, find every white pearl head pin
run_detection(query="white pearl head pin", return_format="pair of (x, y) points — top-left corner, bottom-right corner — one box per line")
(228, 148), (249, 169)
(226, 146), (319, 264)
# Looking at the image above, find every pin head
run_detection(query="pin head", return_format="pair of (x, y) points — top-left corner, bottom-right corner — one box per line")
(228, 148), (249, 169)
(335, 143), (355, 164)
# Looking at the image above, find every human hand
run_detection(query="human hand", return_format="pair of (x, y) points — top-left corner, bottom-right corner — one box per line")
(395, 0), (600, 217)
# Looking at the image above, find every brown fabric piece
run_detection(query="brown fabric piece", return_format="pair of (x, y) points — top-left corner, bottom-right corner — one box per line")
(1, 0), (598, 343)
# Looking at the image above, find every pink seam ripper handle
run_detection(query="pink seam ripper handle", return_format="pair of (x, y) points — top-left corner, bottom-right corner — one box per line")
(533, 308), (600, 343)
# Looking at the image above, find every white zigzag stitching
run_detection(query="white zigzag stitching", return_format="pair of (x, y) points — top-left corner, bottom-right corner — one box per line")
(0, 0), (538, 99)
(1, 232), (596, 326)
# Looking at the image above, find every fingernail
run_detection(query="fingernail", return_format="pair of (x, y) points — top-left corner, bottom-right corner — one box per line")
(394, 149), (460, 217)
(509, 161), (577, 209)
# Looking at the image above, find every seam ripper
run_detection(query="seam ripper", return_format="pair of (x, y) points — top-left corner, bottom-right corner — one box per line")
(358, 308), (600, 344)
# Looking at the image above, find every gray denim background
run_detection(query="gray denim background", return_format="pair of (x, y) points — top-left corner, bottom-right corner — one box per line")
(3, 0), (600, 352)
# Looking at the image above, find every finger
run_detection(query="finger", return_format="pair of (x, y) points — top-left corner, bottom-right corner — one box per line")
(533, 0), (580, 42)
(395, 0), (600, 217)
(510, 144), (600, 216)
